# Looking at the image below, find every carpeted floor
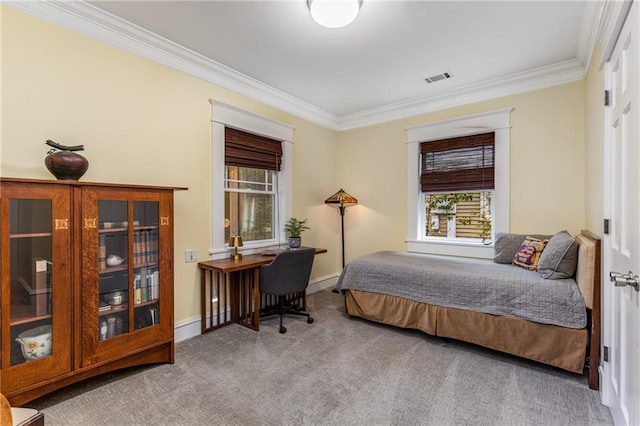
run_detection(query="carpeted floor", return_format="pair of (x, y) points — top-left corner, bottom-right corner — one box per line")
(31, 290), (613, 425)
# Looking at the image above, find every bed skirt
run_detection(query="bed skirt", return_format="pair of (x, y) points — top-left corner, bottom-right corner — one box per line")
(345, 289), (587, 374)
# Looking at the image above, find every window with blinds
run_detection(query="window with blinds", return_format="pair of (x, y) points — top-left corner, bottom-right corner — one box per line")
(421, 133), (494, 242)
(225, 127), (282, 171)
(224, 128), (282, 243)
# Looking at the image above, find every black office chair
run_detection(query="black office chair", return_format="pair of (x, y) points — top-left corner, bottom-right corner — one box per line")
(259, 247), (315, 334)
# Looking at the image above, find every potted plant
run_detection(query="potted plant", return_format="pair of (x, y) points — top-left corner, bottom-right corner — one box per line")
(284, 217), (310, 248)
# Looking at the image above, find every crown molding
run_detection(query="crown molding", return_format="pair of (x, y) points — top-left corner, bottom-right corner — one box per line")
(8, 0), (604, 132)
(338, 59), (586, 130)
(6, 0), (339, 130)
(593, 0), (633, 67)
(576, 1), (603, 75)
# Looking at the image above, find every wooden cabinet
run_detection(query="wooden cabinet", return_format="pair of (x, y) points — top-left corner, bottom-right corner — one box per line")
(0, 178), (185, 405)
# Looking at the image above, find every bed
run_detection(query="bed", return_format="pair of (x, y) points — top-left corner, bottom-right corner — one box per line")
(336, 230), (601, 390)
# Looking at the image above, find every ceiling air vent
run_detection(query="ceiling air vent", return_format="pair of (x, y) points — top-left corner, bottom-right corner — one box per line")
(424, 72), (451, 84)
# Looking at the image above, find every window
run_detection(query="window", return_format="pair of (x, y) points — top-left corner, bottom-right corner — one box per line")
(424, 191), (492, 241)
(225, 167), (276, 242)
(421, 133), (494, 243)
(211, 101), (294, 255)
(405, 108), (512, 258)
(224, 127), (282, 243)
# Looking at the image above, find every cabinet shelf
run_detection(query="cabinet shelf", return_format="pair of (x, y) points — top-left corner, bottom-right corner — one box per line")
(99, 264), (128, 274)
(134, 299), (159, 308)
(9, 313), (52, 327)
(98, 304), (127, 316)
(98, 226), (158, 233)
(9, 232), (52, 239)
(98, 227), (127, 233)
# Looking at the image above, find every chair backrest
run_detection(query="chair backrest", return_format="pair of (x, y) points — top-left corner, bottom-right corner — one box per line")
(259, 248), (315, 296)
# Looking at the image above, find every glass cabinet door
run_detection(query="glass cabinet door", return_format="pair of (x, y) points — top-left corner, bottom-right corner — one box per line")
(1, 184), (72, 392)
(82, 188), (171, 366)
(98, 200), (129, 340)
(9, 199), (53, 365)
(96, 200), (161, 340)
(132, 201), (160, 331)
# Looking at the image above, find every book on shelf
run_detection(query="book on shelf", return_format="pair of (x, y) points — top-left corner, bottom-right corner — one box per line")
(99, 301), (112, 312)
(132, 267), (160, 304)
(134, 231), (141, 267)
(133, 274), (142, 305)
(149, 307), (158, 325)
(98, 235), (106, 271)
(133, 230), (158, 266)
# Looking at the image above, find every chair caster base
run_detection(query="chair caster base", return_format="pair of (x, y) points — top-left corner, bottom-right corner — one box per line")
(307, 317), (314, 324)
(279, 326), (287, 334)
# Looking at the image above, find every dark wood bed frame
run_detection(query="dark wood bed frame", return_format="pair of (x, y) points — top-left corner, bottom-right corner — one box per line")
(583, 229), (601, 390)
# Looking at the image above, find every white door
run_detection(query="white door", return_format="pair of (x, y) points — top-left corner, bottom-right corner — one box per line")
(603, 2), (640, 425)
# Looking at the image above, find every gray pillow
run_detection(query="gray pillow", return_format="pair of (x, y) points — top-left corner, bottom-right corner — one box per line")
(537, 230), (579, 279)
(493, 232), (552, 264)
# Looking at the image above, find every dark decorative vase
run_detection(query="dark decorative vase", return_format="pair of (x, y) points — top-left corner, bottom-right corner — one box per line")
(288, 237), (302, 249)
(45, 150), (89, 181)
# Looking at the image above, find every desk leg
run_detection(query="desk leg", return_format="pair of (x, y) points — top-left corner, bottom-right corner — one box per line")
(252, 268), (260, 331)
(200, 269), (234, 333)
(236, 268), (259, 332)
(215, 271), (232, 329)
(200, 269), (207, 333)
(229, 272), (238, 325)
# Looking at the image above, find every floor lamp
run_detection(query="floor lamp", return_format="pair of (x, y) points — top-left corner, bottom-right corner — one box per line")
(325, 188), (358, 270)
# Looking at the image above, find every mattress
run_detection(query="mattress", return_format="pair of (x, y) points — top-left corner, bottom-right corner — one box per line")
(336, 251), (587, 329)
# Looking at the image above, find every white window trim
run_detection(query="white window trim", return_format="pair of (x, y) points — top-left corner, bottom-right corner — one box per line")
(406, 108), (513, 259)
(210, 100), (295, 257)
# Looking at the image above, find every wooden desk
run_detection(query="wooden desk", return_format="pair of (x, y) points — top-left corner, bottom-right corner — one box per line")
(198, 247), (326, 333)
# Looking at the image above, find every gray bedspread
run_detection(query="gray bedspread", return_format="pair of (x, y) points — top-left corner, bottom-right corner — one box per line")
(336, 251), (587, 329)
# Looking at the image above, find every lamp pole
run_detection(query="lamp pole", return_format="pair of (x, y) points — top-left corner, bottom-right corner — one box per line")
(324, 188), (358, 271)
(339, 203), (346, 268)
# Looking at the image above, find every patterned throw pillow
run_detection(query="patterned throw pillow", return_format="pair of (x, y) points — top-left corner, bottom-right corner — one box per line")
(493, 232), (552, 264)
(512, 236), (548, 271)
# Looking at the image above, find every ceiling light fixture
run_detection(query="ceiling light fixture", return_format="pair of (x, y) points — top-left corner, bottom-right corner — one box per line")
(307, 0), (363, 29)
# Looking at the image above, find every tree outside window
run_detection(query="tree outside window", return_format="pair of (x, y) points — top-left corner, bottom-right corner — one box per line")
(425, 191), (492, 243)
(224, 166), (276, 242)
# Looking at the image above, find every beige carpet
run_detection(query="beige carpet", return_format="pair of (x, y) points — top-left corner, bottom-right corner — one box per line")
(31, 290), (612, 425)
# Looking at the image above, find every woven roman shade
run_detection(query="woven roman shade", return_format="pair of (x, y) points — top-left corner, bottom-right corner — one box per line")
(420, 132), (495, 192)
(225, 127), (283, 171)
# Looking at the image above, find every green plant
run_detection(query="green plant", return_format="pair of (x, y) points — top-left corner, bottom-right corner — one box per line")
(425, 192), (492, 242)
(425, 193), (474, 236)
(284, 217), (310, 237)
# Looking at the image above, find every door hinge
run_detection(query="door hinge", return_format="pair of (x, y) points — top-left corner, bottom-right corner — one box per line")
(604, 218), (610, 235)
(605, 90), (611, 106)
(604, 345), (609, 362)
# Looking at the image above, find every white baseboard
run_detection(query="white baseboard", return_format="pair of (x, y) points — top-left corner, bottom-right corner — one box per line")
(174, 274), (339, 342)
(307, 274), (339, 294)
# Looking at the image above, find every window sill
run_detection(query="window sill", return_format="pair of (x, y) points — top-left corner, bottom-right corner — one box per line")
(208, 240), (284, 259)
(406, 239), (494, 260)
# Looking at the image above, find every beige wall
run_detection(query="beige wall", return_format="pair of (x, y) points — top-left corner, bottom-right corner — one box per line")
(1, 6), (338, 323)
(338, 82), (588, 261)
(585, 45), (605, 238)
(2, 5), (596, 324)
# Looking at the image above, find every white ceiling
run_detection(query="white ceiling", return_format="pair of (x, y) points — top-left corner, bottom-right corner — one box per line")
(14, 1), (601, 129)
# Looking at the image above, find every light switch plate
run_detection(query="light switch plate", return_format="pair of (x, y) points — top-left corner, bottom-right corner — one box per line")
(185, 249), (197, 263)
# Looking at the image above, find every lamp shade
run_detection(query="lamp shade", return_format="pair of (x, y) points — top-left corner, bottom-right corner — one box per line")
(229, 236), (244, 247)
(325, 188), (358, 206)
(229, 236), (243, 260)
(308, 0), (362, 29)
